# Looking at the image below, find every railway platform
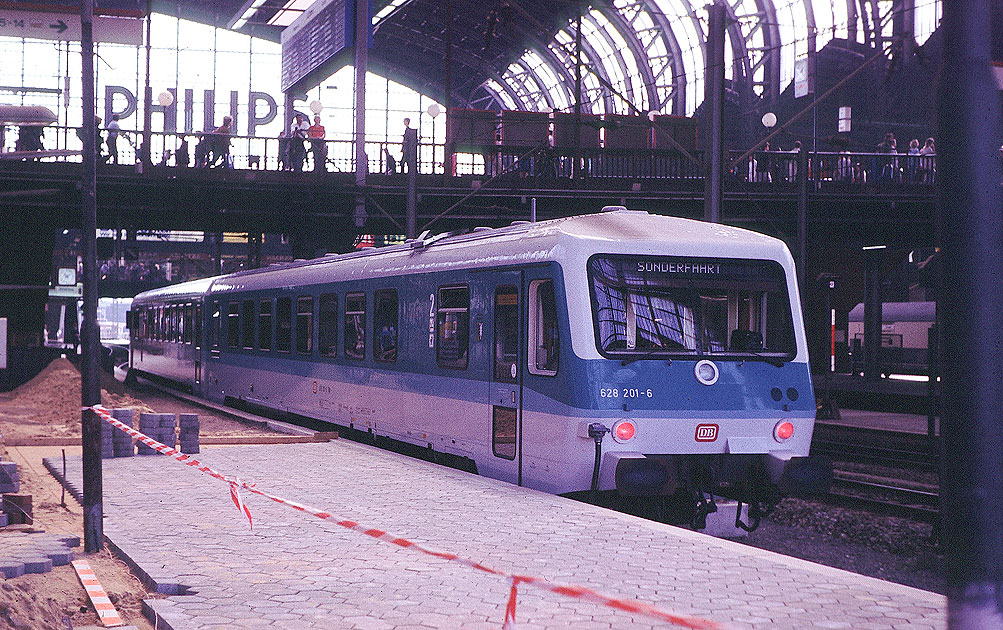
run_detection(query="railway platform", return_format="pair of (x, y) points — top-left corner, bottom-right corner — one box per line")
(47, 439), (944, 629)
(820, 408), (939, 436)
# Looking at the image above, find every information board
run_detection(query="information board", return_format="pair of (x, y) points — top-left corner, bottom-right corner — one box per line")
(281, 0), (372, 94)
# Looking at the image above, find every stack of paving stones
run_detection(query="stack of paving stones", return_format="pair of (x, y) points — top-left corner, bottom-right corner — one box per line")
(137, 414), (158, 455)
(0, 532), (78, 578)
(0, 460), (18, 527)
(178, 414), (199, 454)
(111, 409), (135, 458)
(158, 414), (176, 451)
(100, 415), (115, 459)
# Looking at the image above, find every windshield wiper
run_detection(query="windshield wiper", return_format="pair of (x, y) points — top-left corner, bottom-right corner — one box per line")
(739, 350), (787, 367)
(619, 342), (687, 366)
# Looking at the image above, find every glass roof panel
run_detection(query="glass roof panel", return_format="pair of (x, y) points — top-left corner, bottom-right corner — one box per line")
(914, 0), (941, 45)
(589, 9), (649, 111)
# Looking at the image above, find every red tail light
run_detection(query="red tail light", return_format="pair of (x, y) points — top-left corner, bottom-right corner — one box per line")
(774, 421), (794, 442)
(613, 420), (636, 442)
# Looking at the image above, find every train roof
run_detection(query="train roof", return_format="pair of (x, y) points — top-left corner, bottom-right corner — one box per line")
(848, 301), (935, 322)
(134, 208), (795, 302)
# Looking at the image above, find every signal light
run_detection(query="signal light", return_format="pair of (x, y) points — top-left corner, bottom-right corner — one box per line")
(613, 420), (636, 442)
(774, 421), (794, 442)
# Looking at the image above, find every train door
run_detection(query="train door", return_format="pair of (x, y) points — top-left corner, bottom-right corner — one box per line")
(193, 302), (202, 389)
(487, 272), (523, 485)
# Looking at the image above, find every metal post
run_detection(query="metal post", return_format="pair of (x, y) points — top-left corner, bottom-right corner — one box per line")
(573, 9), (582, 181)
(862, 250), (882, 382)
(444, 0), (454, 175)
(530, 197), (537, 223)
(141, 0), (153, 171)
(808, 26), (817, 152)
(703, 1), (725, 223)
(79, 0), (103, 553)
(353, 0), (368, 229)
(938, 0), (1003, 625)
(796, 146), (808, 294)
(406, 152), (417, 238)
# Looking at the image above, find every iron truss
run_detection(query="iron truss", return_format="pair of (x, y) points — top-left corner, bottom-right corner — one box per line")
(366, 0), (936, 117)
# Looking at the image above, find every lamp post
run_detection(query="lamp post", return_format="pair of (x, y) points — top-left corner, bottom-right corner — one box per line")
(426, 103), (441, 174)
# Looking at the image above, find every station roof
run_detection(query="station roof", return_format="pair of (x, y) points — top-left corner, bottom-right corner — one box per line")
(145, 0), (942, 117)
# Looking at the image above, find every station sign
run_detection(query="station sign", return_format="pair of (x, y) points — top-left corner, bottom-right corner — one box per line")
(0, 9), (143, 45)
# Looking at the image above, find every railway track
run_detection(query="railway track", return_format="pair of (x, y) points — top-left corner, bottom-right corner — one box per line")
(812, 422), (938, 469)
(828, 472), (940, 523)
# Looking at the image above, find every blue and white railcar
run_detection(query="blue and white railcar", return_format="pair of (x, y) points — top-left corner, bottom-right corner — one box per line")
(130, 208), (818, 526)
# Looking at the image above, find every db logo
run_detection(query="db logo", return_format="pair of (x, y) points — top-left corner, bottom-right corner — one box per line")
(695, 424), (719, 442)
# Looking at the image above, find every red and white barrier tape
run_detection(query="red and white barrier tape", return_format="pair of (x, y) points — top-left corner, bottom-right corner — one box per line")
(87, 404), (726, 630)
(72, 559), (124, 627)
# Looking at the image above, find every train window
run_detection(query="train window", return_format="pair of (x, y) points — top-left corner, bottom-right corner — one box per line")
(437, 286), (469, 370)
(209, 300), (220, 349)
(343, 293), (366, 360)
(296, 296), (313, 354)
(276, 297), (292, 352)
(493, 286), (518, 382)
(241, 300), (255, 349)
(258, 300), (272, 351)
(588, 256), (795, 360)
(373, 290), (398, 363)
(194, 304), (202, 349)
(528, 280), (559, 376)
(170, 305), (178, 342)
(318, 293), (338, 356)
(492, 406), (516, 460)
(227, 302), (240, 348)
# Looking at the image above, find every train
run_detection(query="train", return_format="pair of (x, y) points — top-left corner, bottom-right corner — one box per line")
(848, 301), (935, 376)
(128, 207), (823, 530)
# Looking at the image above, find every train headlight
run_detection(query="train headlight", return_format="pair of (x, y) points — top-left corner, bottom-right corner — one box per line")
(774, 420), (795, 442)
(612, 420), (636, 443)
(694, 360), (719, 385)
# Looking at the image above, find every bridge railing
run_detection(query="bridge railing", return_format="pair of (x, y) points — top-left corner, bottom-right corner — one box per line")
(1, 125), (941, 188)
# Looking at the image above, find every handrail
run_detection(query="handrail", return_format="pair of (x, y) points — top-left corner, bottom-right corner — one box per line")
(0, 125), (947, 187)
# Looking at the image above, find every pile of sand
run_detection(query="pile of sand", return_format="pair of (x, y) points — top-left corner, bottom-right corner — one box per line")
(0, 359), (153, 444)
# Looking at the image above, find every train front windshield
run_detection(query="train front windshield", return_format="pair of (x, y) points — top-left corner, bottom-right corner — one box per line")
(589, 255), (796, 361)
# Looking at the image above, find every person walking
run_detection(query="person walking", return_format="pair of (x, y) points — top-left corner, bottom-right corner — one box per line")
(175, 134), (190, 167)
(211, 115), (233, 168)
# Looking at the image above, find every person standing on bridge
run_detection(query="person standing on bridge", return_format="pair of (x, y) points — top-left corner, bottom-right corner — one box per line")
(106, 114), (122, 164)
(289, 113), (309, 172)
(401, 117), (418, 174)
(76, 116), (105, 163)
(308, 115), (326, 172)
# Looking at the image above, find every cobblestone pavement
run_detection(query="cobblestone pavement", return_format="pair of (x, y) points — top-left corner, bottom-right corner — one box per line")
(48, 441), (946, 629)
(0, 531), (78, 578)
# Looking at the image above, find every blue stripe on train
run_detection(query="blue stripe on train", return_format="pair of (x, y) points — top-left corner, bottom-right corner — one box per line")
(210, 350), (814, 417)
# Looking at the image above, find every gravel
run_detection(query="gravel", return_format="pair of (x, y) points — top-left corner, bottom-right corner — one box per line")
(733, 498), (944, 594)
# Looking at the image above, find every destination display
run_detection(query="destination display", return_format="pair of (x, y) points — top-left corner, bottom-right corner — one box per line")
(593, 255), (785, 283)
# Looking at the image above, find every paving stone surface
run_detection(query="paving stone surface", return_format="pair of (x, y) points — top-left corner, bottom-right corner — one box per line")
(0, 531), (79, 578)
(47, 441), (945, 629)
